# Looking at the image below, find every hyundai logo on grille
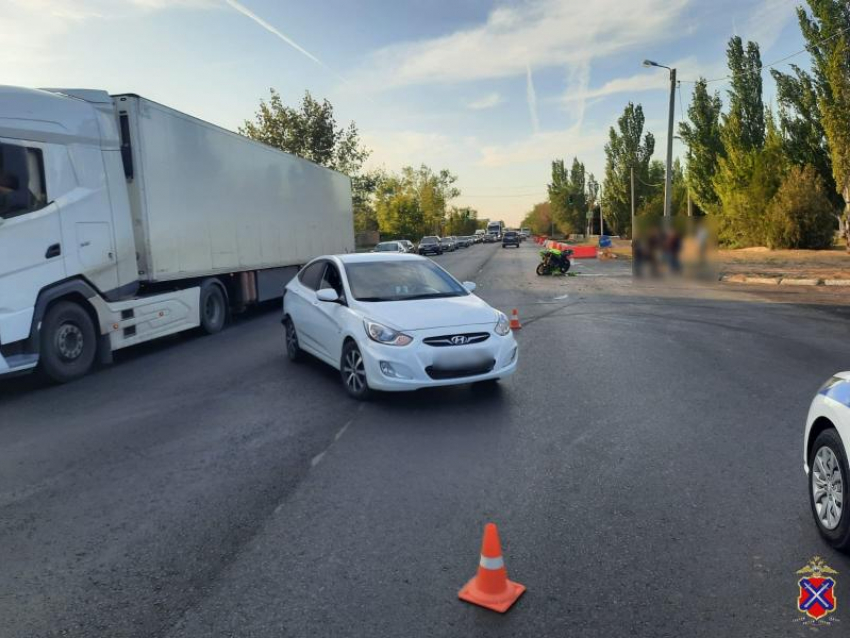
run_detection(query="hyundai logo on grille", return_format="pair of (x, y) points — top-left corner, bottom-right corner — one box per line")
(423, 333), (490, 347)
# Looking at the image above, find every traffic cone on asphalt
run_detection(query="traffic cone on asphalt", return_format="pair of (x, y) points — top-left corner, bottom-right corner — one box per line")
(509, 309), (522, 330)
(458, 523), (526, 613)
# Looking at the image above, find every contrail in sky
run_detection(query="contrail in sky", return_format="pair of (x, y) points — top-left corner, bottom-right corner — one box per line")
(224, 0), (348, 84)
(525, 64), (540, 134)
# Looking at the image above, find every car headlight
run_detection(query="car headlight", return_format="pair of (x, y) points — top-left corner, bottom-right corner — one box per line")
(364, 319), (413, 346)
(494, 311), (511, 336)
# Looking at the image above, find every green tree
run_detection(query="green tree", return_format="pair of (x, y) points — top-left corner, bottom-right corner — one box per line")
(548, 157), (590, 234)
(602, 102), (655, 237)
(765, 165), (837, 249)
(521, 201), (553, 235)
(240, 89), (369, 173)
(725, 36), (765, 151)
(445, 206), (480, 235)
(373, 165), (459, 238)
(797, 0), (850, 249)
(678, 79), (724, 210)
(714, 113), (788, 246)
(712, 38), (788, 245)
(771, 65), (840, 209)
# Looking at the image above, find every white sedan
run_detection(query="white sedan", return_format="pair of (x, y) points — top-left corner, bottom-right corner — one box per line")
(282, 253), (518, 399)
(804, 372), (850, 550)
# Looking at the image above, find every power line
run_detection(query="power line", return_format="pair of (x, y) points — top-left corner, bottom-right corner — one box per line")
(678, 22), (850, 85)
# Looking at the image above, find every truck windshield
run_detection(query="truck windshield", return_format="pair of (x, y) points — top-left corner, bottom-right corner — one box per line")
(345, 260), (468, 302)
(0, 143), (47, 220)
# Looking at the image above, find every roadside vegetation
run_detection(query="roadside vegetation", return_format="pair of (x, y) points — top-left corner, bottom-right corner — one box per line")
(240, 90), (481, 241)
(523, 0), (850, 252)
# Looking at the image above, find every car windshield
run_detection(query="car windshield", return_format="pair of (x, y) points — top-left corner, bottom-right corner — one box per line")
(375, 242), (399, 251)
(421, 237), (438, 244)
(345, 260), (468, 302)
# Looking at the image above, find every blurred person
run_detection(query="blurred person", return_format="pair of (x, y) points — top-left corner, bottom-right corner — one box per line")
(665, 226), (682, 274)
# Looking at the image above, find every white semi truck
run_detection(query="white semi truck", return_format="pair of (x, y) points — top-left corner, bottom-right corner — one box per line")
(0, 86), (354, 382)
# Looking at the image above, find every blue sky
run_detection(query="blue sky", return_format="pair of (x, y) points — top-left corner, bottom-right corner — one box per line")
(4, 0), (806, 225)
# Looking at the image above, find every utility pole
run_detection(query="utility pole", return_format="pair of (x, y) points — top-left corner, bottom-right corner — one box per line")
(643, 60), (676, 224)
(663, 68), (676, 223)
(630, 166), (636, 237)
(599, 203), (603, 236)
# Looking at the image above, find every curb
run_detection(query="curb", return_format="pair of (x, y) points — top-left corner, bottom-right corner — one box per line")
(721, 274), (850, 287)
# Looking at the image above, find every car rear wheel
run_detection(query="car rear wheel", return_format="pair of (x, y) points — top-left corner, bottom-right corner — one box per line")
(809, 428), (850, 550)
(341, 341), (371, 400)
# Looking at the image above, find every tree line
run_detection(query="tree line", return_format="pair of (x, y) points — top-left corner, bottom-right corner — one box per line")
(525, 0), (849, 251)
(239, 89), (483, 241)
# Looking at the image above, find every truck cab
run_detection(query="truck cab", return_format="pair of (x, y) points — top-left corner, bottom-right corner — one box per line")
(0, 86), (138, 379)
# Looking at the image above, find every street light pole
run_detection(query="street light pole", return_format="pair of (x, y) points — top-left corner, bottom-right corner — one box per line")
(643, 60), (676, 224)
(664, 67), (676, 224)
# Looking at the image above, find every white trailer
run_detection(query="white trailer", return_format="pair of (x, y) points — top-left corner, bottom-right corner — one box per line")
(0, 86), (354, 382)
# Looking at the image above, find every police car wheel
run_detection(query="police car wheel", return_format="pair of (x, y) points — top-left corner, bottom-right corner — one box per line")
(808, 428), (850, 551)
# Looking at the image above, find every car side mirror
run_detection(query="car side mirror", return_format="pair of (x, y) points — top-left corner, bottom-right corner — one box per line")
(462, 281), (477, 292)
(316, 288), (340, 303)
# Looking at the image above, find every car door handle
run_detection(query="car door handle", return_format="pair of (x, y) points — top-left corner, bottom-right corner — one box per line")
(45, 243), (61, 259)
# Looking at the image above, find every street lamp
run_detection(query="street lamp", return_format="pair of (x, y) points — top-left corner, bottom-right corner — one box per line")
(643, 59), (676, 223)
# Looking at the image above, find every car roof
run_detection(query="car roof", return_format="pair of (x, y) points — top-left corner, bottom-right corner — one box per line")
(332, 252), (426, 264)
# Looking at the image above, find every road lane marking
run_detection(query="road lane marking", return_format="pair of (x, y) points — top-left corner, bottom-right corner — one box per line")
(335, 420), (352, 441)
(311, 451), (326, 467)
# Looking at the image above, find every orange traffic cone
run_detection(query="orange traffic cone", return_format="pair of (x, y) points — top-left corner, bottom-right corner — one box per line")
(459, 523), (526, 613)
(509, 309), (522, 330)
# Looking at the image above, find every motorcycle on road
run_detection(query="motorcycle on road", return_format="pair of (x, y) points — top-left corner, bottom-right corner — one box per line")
(536, 247), (573, 276)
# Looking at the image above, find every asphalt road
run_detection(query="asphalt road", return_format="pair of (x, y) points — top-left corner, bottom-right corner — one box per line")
(2, 242), (850, 637)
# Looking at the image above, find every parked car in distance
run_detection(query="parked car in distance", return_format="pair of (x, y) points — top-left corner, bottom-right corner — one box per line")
(473, 230), (486, 243)
(440, 237), (456, 252)
(399, 239), (416, 253)
(455, 236), (470, 249)
(803, 373), (850, 550)
(483, 233), (497, 244)
(502, 231), (521, 248)
(418, 236), (443, 255)
(282, 253), (519, 399)
(373, 241), (406, 253)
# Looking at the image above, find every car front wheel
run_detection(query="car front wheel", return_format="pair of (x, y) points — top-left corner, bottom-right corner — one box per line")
(284, 317), (303, 362)
(809, 428), (850, 550)
(341, 341), (371, 400)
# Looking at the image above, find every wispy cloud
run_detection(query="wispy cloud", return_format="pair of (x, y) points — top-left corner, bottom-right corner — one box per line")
(742, 0), (796, 52)
(525, 65), (540, 134)
(467, 93), (503, 110)
(479, 124), (608, 168)
(353, 0), (690, 90)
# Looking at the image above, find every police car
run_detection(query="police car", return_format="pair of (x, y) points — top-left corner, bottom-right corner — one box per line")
(804, 373), (850, 550)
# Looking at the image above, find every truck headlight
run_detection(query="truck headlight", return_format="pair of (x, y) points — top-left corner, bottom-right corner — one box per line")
(495, 311), (511, 336)
(364, 320), (413, 346)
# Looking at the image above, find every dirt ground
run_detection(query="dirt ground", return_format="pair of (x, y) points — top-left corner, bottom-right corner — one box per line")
(601, 238), (850, 280)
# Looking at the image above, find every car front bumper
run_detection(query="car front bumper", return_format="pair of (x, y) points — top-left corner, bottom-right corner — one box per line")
(358, 327), (518, 391)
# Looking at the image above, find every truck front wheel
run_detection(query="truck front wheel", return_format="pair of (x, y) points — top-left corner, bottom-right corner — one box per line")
(199, 281), (227, 335)
(39, 300), (97, 383)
